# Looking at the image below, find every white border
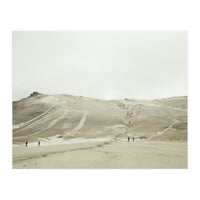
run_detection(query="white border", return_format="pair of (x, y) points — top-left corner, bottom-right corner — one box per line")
(1, 0), (199, 200)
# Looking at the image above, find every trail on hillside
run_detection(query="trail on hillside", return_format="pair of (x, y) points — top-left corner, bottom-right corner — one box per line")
(63, 110), (88, 137)
(73, 110), (88, 132)
(13, 106), (53, 132)
(157, 120), (178, 135)
(13, 94), (187, 143)
(14, 107), (68, 138)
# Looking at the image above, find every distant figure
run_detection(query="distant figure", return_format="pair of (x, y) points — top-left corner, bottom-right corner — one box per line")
(25, 141), (28, 147)
(128, 137), (130, 142)
(132, 137), (134, 142)
(38, 141), (40, 146)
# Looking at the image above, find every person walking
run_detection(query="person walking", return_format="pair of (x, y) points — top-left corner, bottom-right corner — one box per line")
(38, 141), (40, 146)
(25, 141), (28, 147)
(128, 137), (130, 142)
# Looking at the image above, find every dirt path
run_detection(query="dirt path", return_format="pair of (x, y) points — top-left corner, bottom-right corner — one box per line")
(73, 110), (88, 132)
(157, 120), (178, 135)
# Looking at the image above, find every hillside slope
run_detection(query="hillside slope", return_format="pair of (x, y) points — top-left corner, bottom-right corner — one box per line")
(13, 93), (187, 144)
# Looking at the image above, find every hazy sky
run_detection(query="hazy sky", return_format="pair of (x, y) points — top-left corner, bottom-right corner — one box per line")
(12, 31), (187, 101)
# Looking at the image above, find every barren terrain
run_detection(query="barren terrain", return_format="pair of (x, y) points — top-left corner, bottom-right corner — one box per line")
(13, 93), (187, 169)
(13, 140), (187, 169)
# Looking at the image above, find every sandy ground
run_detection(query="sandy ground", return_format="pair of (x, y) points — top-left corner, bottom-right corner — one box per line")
(13, 140), (187, 169)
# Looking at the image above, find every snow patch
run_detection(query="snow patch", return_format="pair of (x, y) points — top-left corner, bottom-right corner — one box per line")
(13, 144), (21, 147)
(16, 137), (114, 147)
(13, 124), (21, 129)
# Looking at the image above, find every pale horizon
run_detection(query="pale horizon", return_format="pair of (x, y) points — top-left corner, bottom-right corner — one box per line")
(13, 91), (187, 102)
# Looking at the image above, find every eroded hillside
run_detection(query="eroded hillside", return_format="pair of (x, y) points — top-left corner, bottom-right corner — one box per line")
(13, 93), (187, 144)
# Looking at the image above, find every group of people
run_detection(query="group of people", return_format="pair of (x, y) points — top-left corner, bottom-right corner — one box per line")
(128, 137), (134, 142)
(25, 141), (40, 147)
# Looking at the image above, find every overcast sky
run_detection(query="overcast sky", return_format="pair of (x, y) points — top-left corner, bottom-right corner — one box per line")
(12, 31), (187, 101)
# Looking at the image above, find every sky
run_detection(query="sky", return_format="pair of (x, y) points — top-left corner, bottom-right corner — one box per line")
(12, 31), (187, 101)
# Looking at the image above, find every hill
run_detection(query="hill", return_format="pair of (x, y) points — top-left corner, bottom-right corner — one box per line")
(13, 93), (187, 144)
